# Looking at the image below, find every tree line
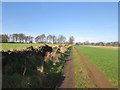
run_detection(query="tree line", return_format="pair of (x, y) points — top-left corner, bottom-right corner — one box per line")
(75, 41), (120, 46)
(0, 33), (75, 44)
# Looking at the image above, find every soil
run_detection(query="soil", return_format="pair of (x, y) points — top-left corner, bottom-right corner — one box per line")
(58, 50), (75, 88)
(74, 47), (114, 88)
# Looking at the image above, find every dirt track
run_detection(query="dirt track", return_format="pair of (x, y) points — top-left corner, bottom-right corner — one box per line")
(74, 47), (114, 88)
(58, 47), (116, 88)
(59, 50), (75, 88)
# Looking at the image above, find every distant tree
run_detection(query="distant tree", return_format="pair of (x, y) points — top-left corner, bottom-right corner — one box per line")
(9, 34), (14, 42)
(62, 35), (66, 44)
(35, 36), (39, 43)
(69, 36), (75, 44)
(18, 33), (25, 43)
(47, 35), (53, 43)
(25, 36), (33, 43)
(52, 35), (57, 44)
(75, 42), (79, 45)
(98, 42), (104, 46)
(35, 34), (45, 43)
(91, 43), (95, 45)
(113, 42), (119, 46)
(29, 36), (33, 43)
(57, 37), (61, 44)
(106, 42), (111, 46)
(10, 34), (17, 42)
(25, 36), (29, 43)
(57, 35), (66, 44)
(40, 34), (45, 43)
(84, 41), (89, 45)
(0, 34), (9, 43)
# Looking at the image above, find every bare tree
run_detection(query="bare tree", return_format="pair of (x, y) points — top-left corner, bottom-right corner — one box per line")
(58, 35), (66, 44)
(25, 36), (29, 43)
(84, 41), (89, 45)
(18, 33), (25, 43)
(29, 36), (33, 43)
(69, 36), (74, 44)
(57, 37), (61, 44)
(47, 35), (53, 43)
(35, 36), (39, 43)
(40, 34), (45, 43)
(12, 34), (19, 42)
(26, 36), (33, 43)
(0, 34), (9, 43)
(9, 34), (15, 42)
(35, 34), (45, 43)
(52, 35), (57, 44)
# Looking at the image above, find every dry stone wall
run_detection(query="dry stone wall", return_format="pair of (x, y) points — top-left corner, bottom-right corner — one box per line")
(2, 44), (72, 88)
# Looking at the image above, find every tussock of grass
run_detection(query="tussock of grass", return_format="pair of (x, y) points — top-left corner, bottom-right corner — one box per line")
(75, 46), (118, 88)
(72, 47), (95, 88)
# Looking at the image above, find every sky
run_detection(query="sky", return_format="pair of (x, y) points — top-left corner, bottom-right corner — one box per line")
(2, 2), (118, 42)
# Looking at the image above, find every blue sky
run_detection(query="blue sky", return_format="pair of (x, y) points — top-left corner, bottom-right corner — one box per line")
(2, 2), (118, 42)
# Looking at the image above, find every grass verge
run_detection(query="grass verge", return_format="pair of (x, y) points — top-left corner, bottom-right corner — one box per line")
(72, 47), (95, 88)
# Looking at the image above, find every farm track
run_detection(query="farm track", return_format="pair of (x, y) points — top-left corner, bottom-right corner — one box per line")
(74, 47), (114, 88)
(58, 50), (75, 88)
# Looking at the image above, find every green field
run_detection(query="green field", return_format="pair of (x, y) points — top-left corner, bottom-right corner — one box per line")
(0, 43), (58, 51)
(74, 46), (118, 87)
(0, 43), (43, 51)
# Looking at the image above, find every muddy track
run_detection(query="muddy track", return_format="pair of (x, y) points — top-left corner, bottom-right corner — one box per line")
(58, 50), (75, 88)
(74, 47), (114, 88)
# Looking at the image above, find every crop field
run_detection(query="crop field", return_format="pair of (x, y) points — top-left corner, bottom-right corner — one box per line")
(74, 46), (118, 87)
(0, 43), (58, 51)
(0, 43), (43, 51)
(82, 45), (119, 50)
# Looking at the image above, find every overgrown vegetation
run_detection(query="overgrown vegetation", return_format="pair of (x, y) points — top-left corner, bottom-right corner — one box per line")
(2, 45), (72, 88)
(43, 47), (71, 88)
(75, 46), (118, 87)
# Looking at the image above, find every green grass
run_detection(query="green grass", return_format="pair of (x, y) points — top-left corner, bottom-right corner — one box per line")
(0, 43), (58, 51)
(72, 47), (95, 88)
(0, 43), (43, 51)
(75, 45), (118, 87)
